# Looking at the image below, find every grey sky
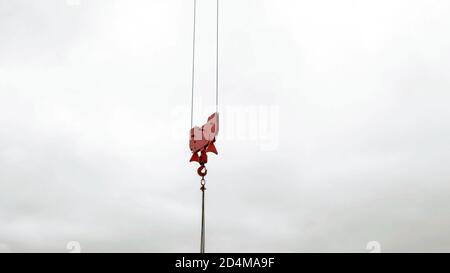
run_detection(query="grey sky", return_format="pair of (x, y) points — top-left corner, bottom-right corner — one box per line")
(0, 0), (449, 252)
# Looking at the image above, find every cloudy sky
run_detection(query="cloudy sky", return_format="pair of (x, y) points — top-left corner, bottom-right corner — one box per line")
(0, 0), (450, 252)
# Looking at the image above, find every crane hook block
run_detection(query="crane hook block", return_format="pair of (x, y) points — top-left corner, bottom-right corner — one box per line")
(189, 112), (219, 177)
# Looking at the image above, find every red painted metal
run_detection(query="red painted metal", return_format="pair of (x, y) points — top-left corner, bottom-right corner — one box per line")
(189, 112), (219, 177)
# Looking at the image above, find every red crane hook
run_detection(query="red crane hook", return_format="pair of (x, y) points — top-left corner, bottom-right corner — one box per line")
(189, 112), (219, 177)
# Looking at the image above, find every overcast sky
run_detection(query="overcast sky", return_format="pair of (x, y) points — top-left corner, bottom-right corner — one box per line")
(0, 0), (450, 252)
